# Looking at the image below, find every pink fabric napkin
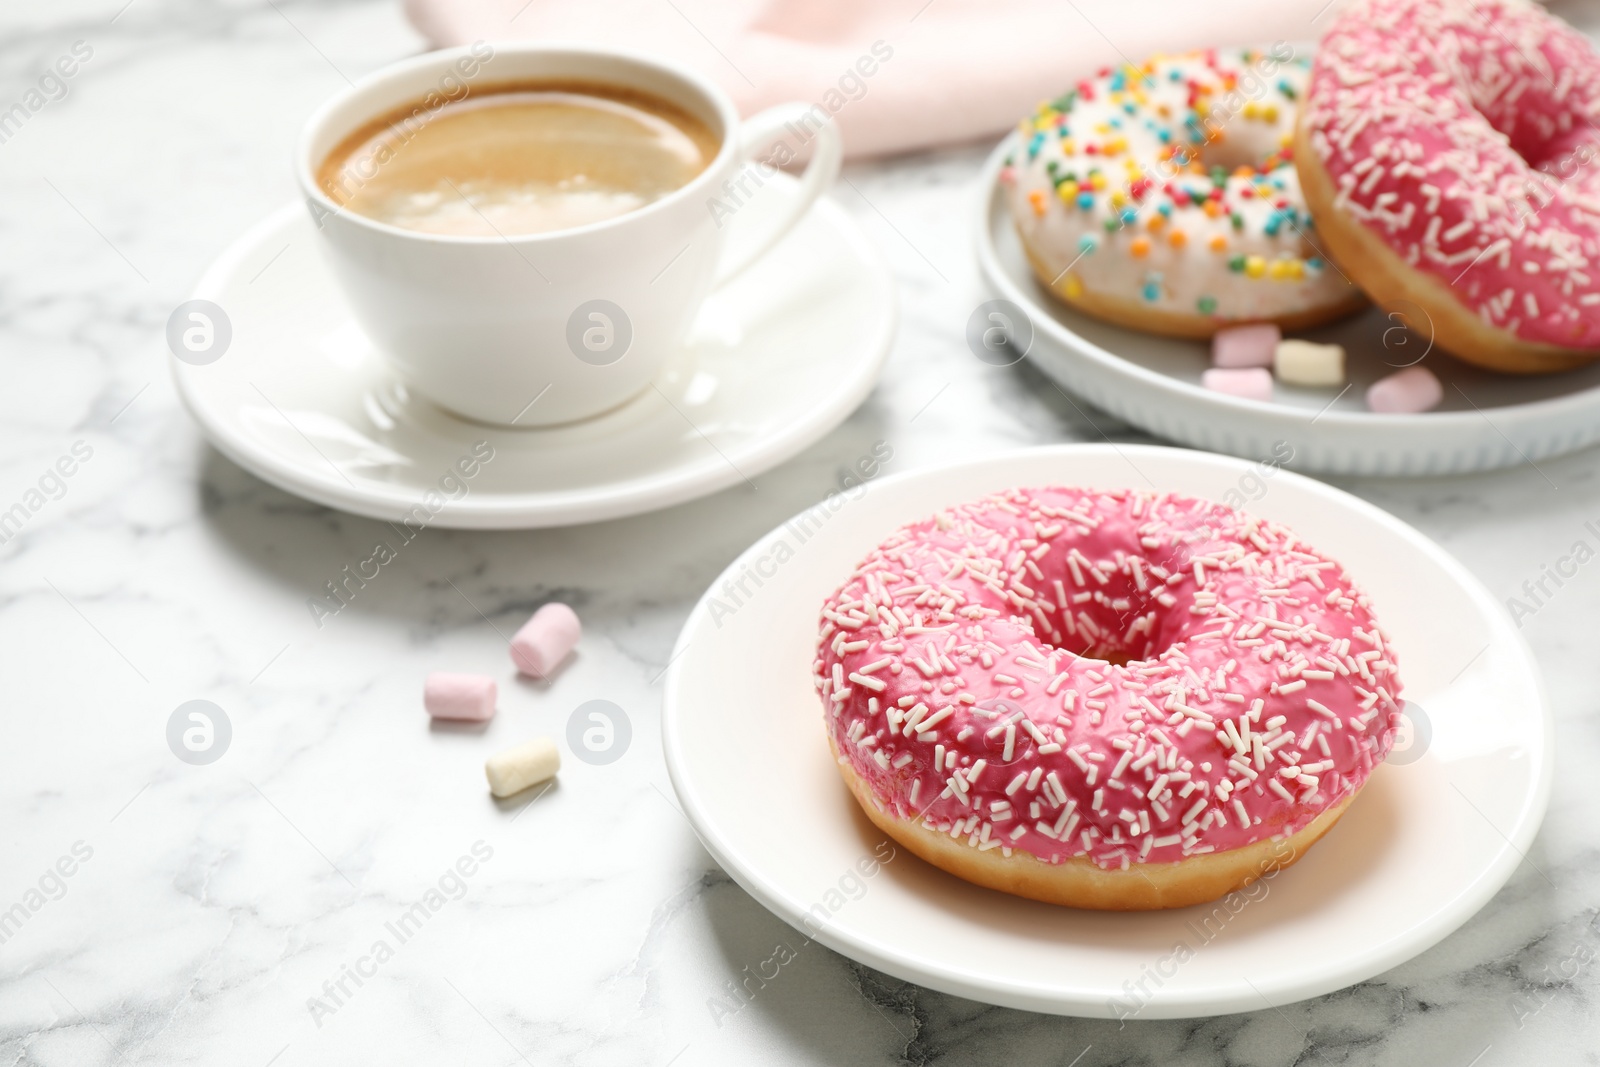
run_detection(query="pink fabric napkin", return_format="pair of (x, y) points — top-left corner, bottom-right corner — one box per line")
(405, 0), (1336, 158)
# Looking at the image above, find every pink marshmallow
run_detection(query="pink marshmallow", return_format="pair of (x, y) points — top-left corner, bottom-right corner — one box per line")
(1201, 367), (1273, 401)
(425, 672), (497, 721)
(1366, 366), (1443, 414)
(1210, 323), (1281, 368)
(511, 602), (581, 678)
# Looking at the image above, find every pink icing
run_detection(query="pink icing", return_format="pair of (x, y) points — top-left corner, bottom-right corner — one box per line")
(813, 487), (1403, 871)
(1304, 0), (1600, 348)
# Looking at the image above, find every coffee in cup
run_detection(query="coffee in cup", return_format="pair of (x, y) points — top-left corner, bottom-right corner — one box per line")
(297, 44), (842, 427)
(317, 81), (721, 237)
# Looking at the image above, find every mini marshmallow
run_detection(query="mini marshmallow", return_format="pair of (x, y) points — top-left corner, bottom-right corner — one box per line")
(1201, 367), (1273, 401)
(1211, 323), (1281, 368)
(486, 736), (561, 798)
(511, 603), (581, 679)
(1367, 366), (1443, 413)
(424, 672), (497, 721)
(1274, 339), (1345, 386)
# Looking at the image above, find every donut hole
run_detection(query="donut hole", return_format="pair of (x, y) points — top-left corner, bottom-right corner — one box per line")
(1189, 135), (1262, 176)
(1524, 128), (1600, 179)
(1039, 614), (1162, 669)
(1038, 609), (1146, 666)
(1434, 30), (1600, 199)
(1463, 70), (1597, 176)
(1024, 557), (1183, 669)
(1063, 644), (1134, 668)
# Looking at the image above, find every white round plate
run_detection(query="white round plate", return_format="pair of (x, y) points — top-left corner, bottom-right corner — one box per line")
(663, 444), (1550, 1018)
(172, 181), (895, 529)
(976, 134), (1600, 475)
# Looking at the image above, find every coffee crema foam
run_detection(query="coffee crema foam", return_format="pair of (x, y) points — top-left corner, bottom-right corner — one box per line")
(318, 81), (720, 236)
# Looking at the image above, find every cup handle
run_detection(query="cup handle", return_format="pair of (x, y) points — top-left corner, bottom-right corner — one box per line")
(712, 103), (843, 287)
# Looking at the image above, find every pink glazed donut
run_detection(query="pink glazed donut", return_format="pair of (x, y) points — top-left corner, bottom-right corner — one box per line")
(813, 487), (1403, 910)
(1298, 0), (1600, 373)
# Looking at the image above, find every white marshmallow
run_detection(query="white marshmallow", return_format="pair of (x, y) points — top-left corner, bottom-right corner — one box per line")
(485, 737), (561, 798)
(1273, 339), (1345, 386)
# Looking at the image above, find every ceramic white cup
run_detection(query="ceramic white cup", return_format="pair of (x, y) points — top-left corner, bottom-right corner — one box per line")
(296, 43), (842, 427)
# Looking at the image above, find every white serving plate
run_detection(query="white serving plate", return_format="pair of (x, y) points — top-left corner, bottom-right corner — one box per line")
(663, 444), (1550, 1017)
(976, 133), (1600, 475)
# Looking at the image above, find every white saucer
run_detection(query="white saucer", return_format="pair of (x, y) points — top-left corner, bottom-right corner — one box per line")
(663, 444), (1550, 1018)
(173, 183), (895, 529)
(976, 134), (1600, 476)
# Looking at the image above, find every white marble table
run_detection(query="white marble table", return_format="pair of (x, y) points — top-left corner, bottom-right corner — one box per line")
(3, 2), (1598, 1063)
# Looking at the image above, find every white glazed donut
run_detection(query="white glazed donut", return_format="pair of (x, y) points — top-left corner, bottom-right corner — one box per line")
(1002, 48), (1365, 338)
